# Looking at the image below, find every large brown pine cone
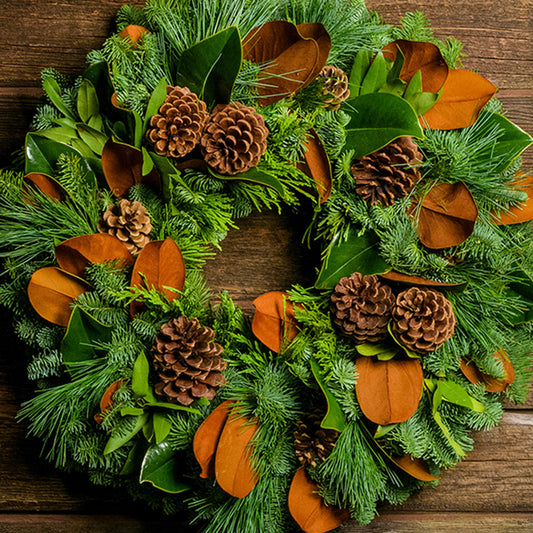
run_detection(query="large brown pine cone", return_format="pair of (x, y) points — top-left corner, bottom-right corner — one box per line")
(200, 101), (268, 175)
(331, 272), (395, 343)
(319, 65), (350, 111)
(351, 137), (422, 206)
(153, 316), (226, 406)
(392, 287), (455, 353)
(294, 412), (339, 468)
(146, 85), (209, 158)
(97, 199), (152, 254)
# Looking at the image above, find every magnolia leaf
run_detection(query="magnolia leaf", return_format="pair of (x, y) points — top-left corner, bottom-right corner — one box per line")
(392, 455), (439, 482)
(61, 307), (113, 364)
(349, 49), (373, 98)
(76, 124), (108, 155)
(297, 129), (332, 203)
(132, 351), (151, 399)
(104, 412), (149, 455)
(55, 233), (134, 278)
(315, 227), (390, 290)
(422, 69), (497, 130)
(288, 468), (351, 533)
(120, 438), (150, 476)
(430, 389), (466, 457)
(130, 237), (186, 316)
(380, 47), (406, 96)
(43, 77), (76, 120)
(102, 138), (160, 197)
(28, 267), (90, 327)
(414, 181), (478, 249)
(360, 52), (388, 95)
(435, 380), (485, 412)
(37, 126), (77, 144)
(94, 379), (125, 424)
(176, 27), (241, 109)
(344, 93), (423, 158)
(383, 40), (448, 94)
(153, 412), (172, 445)
(143, 77), (168, 131)
(310, 358), (347, 432)
(387, 323), (420, 359)
(77, 79), (100, 124)
(214, 412), (259, 498)
(193, 401), (233, 479)
(252, 291), (299, 353)
(119, 24), (150, 45)
(242, 21), (330, 106)
(22, 172), (66, 203)
(460, 350), (515, 393)
(149, 152), (180, 203)
(121, 406), (145, 416)
(356, 342), (400, 361)
(146, 401), (200, 414)
(403, 71), (441, 115)
(355, 357), (424, 425)
(208, 166), (285, 198)
(380, 270), (467, 289)
(493, 173), (533, 225)
(141, 147), (155, 176)
(140, 440), (190, 493)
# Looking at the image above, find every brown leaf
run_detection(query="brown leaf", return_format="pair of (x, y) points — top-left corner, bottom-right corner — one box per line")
(392, 455), (439, 482)
(214, 411), (259, 498)
(380, 270), (466, 289)
(252, 291), (299, 353)
(22, 173), (66, 203)
(460, 350), (515, 393)
(27, 267), (90, 327)
(297, 129), (332, 203)
(383, 40), (448, 93)
(102, 139), (160, 197)
(492, 174), (533, 225)
(422, 69), (497, 130)
(288, 468), (350, 533)
(129, 237), (186, 316)
(94, 379), (126, 425)
(193, 401), (233, 479)
(55, 234), (135, 278)
(355, 357), (423, 425)
(242, 21), (331, 106)
(119, 25), (149, 46)
(414, 182), (478, 249)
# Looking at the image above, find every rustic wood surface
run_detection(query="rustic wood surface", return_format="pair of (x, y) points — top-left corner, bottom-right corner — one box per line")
(0, 1), (531, 532)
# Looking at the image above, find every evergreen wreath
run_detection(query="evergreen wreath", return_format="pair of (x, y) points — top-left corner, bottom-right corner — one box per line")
(1, 1), (532, 531)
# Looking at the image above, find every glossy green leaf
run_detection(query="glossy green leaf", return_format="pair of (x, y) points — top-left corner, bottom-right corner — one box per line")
(374, 423), (398, 439)
(132, 352), (151, 399)
(104, 412), (149, 455)
(153, 412), (172, 444)
(120, 438), (149, 475)
(77, 124), (108, 155)
(430, 387), (466, 457)
(140, 440), (190, 493)
(310, 358), (346, 432)
(176, 26), (242, 109)
(149, 152), (179, 202)
(349, 49), (372, 98)
(142, 147), (155, 176)
(387, 322), (420, 359)
(209, 166), (285, 198)
(344, 93), (424, 158)
(360, 52), (388, 95)
(356, 341), (399, 361)
(437, 380), (485, 412)
(88, 114), (104, 131)
(43, 77), (76, 120)
(143, 417), (155, 442)
(60, 307), (113, 364)
(77, 79), (100, 123)
(38, 126), (78, 144)
(146, 401), (201, 414)
(121, 406), (145, 416)
(404, 70), (423, 100)
(315, 227), (390, 289)
(143, 77), (168, 131)
(133, 110), (143, 149)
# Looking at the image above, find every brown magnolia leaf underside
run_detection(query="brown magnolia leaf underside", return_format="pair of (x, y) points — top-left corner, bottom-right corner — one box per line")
(130, 237), (186, 316)
(383, 39), (448, 94)
(119, 25), (149, 45)
(392, 454), (439, 482)
(415, 181), (478, 249)
(422, 69), (497, 130)
(102, 139), (160, 197)
(288, 468), (350, 533)
(252, 291), (299, 353)
(214, 413), (259, 499)
(355, 357), (424, 425)
(27, 267), (90, 327)
(56, 234), (135, 278)
(297, 129), (332, 203)
(460, 350), (515, 393)
(493, 174), (533, 225)
(94, 379), (126, 424)
(22, 172), (66, 203)
(380, 270), (465, 288)
(193, 400), (233, 479)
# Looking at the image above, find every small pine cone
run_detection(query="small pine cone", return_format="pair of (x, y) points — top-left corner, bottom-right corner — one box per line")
(97, 199), (152, 254)
(351, 137), (422, 207)
(319, 65), (350, 111)
(153, 316), (226, 406)
(294, 412), (339, 468)
(331, 272), (395, 343)
(146, 85), (209, 158)
(392, 287), (455, 353)
(200, 101), (268, 175)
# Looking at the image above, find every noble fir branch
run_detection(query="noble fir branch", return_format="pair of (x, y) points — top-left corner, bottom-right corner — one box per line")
(75, 292), (129, 329)
(30, 104), (61, 131)
(84, 261), (131, 305)
(26, 348), (63, 381)
(41, 67), (80, 114)
(505, 323), (533, 405)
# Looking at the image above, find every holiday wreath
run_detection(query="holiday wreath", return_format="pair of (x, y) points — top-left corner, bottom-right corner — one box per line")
(1, 0), (532, 531)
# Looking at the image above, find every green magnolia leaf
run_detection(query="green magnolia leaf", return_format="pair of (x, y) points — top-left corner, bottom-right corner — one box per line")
(104, 412), (149, 455)
(149, 152), (179, 202)
(133, 110), (143, 149)
(209, 166), (285, 198)
(140, 440), (190, 493)
(132, 351), (151, 399)
(143, 417), (155, 442)
(356, 341), (400, 361)
(404, 70), (423, 100)
(430, 387), (466, 457)
(344, 93), (424, 158)
(146, 400), (201, 414)
(60, 307), (113, 364)
(387, 322), (420, 359)
(176, 26), (242, 109)
(77, 124), (108, 155)
(88, 114), (104, 131)
(43, 77), (76, 120)
(77, 79), (100, 123)
(437, 380), (485, 412)
(315, 227), (390, 289)
(310, 358), (347, 432)
(153, 412), (172, 444)
(143, 77), (168, 132)
(121, 406), (145, 416)
(360, 52), (388, 95)
(142, 147), (155, 176)
(53, 117), (78, 129)
(120, 438), (149, 475)
(349, 49), (372, 98)
(374, 423), (398, 439)
(38, 126), (78, 144)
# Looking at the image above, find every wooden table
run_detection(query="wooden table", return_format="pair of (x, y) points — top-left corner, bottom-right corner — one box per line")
(0, 1), (531, 531)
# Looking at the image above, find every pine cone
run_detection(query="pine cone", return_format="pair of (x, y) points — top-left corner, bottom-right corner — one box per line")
(331, 272), (395, 343)
(319, 65), (350, 111)
(294, 412), (339, 468)
(351, 137), (422, 206)
(97, 199), (152, 254)
(200, 101), (268, 175)
(392, 287), (455, 353)
(153, 316), (226, 406)
(146, 85), (209, 158)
